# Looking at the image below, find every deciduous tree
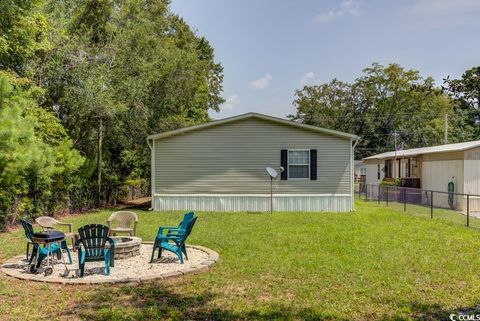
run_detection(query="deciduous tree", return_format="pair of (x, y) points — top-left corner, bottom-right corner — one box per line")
(290, 63), (452, 158)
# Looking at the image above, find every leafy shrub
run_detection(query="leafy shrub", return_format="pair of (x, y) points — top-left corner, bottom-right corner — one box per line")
(380, 178), (402, 187)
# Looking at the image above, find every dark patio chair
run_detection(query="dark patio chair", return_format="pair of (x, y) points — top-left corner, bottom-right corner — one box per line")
(151, 216), (197, 264)
(75, 224), (115, 277)
(20, 220), (63, 269)
(150, 212), (195, 262)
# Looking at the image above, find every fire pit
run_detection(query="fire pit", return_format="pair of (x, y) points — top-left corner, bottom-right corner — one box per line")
(110, 236), (142, 259)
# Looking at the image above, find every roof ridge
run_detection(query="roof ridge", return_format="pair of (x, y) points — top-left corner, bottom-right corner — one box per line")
(147, 112), (358, 141)
(364, 140), (480, 160)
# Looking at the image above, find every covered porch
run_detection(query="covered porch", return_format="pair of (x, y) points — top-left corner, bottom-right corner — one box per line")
(382, 156), (422, 188)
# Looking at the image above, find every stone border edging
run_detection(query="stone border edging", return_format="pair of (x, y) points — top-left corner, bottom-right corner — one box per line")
(0, 243), (219, 285)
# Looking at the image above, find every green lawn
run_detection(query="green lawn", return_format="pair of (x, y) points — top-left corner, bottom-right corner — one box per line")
(364, 195), (480, 229)
(1, 200), (480, 320)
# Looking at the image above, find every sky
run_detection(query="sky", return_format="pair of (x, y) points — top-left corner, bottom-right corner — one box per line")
(170, 0), (480, 120)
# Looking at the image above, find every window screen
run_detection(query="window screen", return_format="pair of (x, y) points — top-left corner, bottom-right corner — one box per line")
(288, 150), (310, 179)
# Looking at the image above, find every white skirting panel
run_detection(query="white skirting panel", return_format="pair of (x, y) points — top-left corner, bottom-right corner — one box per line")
(153, 194), (353, 212)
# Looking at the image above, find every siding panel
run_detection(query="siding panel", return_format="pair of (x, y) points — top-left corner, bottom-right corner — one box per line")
(154, 195), (352, 212)
(463, 148), (480, 211)
(365, 161), (383, 185)
(154, 118), (351, 195)
(422, 160), (464, 209)
(464, 147), (480, 195)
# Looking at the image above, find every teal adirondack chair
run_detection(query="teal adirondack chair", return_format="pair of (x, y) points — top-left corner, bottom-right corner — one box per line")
(75, 224), (115, 277)
(150, 212), (195, 263)
(20, 220), (63, 269)
(152, 216), (197, 264)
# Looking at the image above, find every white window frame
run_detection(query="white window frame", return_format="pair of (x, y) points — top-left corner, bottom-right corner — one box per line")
(287, 149), (310, 180)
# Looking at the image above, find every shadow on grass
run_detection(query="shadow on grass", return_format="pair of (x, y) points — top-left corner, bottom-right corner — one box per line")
(58, 282), (349, 321)
(57, 282), (480, 321)
(55, 280), (480, 321)
(379, 301), (480, 321)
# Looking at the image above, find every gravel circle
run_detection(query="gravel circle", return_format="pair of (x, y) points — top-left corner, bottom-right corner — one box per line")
(0, 243), (218, 284)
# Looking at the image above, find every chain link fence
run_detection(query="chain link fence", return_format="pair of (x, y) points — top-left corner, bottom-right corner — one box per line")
(0, 179), (150, 230)
(359, 183), (480, 229)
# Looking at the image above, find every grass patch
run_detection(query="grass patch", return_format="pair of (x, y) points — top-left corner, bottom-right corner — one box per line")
(1, 200), (480, 320)
(366, 195), (480, 229)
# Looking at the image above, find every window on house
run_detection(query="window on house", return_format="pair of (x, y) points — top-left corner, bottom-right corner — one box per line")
(401, 159), (409, 178)
(377, 164), (381, 180)
(411, 158), (419, 178)
(384, 159), (393, 178)
(288, 150), (310, 179)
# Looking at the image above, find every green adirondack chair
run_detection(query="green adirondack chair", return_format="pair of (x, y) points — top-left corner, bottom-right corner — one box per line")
(75, 224), (115, 277)
(150, 212), (195, 263)
(20, 220), (64, 269)
(152, 216), (197, 264)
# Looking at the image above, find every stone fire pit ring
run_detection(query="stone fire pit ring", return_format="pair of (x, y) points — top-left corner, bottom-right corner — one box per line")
(1, 243), (219, 285)
(110, 236), (142, 259)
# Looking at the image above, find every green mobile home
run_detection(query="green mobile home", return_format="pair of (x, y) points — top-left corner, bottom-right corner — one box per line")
(147, 113), (358, 212)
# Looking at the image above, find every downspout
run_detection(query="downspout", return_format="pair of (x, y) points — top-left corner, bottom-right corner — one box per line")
(351, 138), (360, 211)
(147, 138), (154, 211)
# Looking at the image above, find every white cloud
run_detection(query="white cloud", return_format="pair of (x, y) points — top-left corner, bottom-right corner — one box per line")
(313, 10), (344, 23)
(313, 0), (362, 23)
(250, 74), (273, 89)
(300, 72), (316, 85)
(341, 0), (362, 16)
(222, 95), (239, 111)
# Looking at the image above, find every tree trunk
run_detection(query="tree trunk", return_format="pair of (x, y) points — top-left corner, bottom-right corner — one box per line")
(96, 119), (103, 207)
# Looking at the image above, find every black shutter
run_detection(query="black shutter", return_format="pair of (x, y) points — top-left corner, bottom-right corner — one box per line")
(310, 149), (317, 180)
(281, 149), (288, 180)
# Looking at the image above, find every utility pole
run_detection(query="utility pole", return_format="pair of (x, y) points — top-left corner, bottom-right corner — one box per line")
(444, 113), (448, 144)
(393, 131), (399, 178)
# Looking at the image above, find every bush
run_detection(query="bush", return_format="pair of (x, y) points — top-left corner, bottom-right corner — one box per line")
(380, 178), (402, 187)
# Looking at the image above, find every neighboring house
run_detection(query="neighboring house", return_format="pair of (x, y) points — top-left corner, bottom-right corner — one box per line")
(147, 113), (358, 212)
(363, 140), (480, 211)
(354, 160), (366, 183)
